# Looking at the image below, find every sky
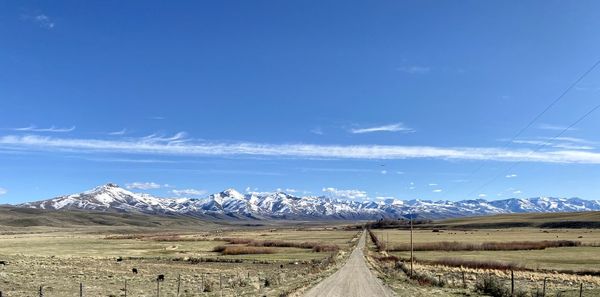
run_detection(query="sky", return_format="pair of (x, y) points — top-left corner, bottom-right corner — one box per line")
(2, 1), (600, 204)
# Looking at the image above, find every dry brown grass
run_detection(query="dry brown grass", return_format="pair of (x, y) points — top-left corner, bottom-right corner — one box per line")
(214, 245), (276, 255)
(214, 237), (339, 252)
(368, 229), (385, 251)
(423, 257), (523, 271)
(388, 240), (580, 251)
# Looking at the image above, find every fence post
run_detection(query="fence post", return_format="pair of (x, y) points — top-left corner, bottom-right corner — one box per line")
(39, 286), (43, 297)
(156, 279), (160, 297)
(542, 277), (547, 297)
(410, 217), (414, 277)
(462, 271), (466, 288)
(580, 283), (583, 297)
(219, 273), (223, 297)
(80, 282), (83, 297)
(177, 274), (181, 297)
(511, 270), (515, 297)
(124, 280), (127, 297)
(201, 273), (205, 292)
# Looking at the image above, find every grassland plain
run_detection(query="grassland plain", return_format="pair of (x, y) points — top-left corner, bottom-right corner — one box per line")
(367, 213), (600, 297)
(0, 217), (361, 296)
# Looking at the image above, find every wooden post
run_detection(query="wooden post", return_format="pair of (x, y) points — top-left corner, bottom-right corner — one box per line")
(80, 282), (83, 297)
(156, 279), (160, 297)
(201, 273), (205, 292)
(219, 273), (223, 297)
(410, 216), (414, 277)
(438, 275), (441, 285)
(39, 286), (43, 297)
(542, 277), (546, 297)
(580, 283), (583, 297)
(124, 280), (127, 297)
(510, 270), (515, 296)
(176, 274), (181, 297)
(462, 271), (466, 288)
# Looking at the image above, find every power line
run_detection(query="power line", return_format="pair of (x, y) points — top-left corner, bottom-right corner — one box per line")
(510, 59), (600, 141)
(467, 101), (600, 197)
(449, 58), (600, 198)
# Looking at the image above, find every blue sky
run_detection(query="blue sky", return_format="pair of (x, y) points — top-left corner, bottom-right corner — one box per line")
(2, 1), (600, 203)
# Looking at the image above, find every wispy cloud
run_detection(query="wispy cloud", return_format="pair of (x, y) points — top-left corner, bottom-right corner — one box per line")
(22, 14), (55, 29)
(538, 123), (577, 131)
(4, 134), (600, 164)
(432, 189), (443, 193)
(299, 167), (376, 173)
(513, 190), (522, 194)
(512, 136), (596, 151)
(428, 183), (438, 186)
(397, 66), (430, 74)
(310, 127), (324, 135)
(12, 125), (75, 133)
(322, 187), (368, 199)
(350, 123), (414, 134)
(171, 188), (206, 197)
(109, 129), (127, 136)
(0, 187), (6, 196)
(505, 174), (517, 178)
(125, 182), (162, 190)
(478, 194), (487, 198)
(149, 116), (166, 120)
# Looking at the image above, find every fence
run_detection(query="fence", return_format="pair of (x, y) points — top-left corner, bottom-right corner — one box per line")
(387, 259), (594, 297)
(0, 270), (296, 297)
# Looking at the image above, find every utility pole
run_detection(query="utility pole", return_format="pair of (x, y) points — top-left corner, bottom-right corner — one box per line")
(410, 215), (414, 277)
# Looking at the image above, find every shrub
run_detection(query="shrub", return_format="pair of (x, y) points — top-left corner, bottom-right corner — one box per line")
(212, 245), (227, 253)
(215, 237), (339, 253)
(368, 229), (386, 251)
(388, 240), (580, 252)
(425, 257), (522, 271)
(475, 275), (510, 297)
(220, 246), (275, 255)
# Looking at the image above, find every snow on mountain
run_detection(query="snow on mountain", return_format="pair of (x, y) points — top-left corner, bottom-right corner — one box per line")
(17, 183), (600, 220)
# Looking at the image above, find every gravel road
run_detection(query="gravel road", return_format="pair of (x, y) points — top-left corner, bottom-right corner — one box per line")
(303, 231), (395, 297)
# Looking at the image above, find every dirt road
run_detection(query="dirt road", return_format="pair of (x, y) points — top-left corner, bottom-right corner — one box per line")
(303, 231), (395, 297)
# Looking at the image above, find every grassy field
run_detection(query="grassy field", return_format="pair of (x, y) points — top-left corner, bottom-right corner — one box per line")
(0, 209), (360, 296)
(436, 211), (600, 229)
(367, 212), (600, 297)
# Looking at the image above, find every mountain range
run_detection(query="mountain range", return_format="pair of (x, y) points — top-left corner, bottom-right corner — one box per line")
(16, 183), (600, 220)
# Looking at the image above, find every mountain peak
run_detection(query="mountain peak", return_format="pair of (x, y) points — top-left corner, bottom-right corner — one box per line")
(221, 188), (244, 199)
(16, 184), (600, 220)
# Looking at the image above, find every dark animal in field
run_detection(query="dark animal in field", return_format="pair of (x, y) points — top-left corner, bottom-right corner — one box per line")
(0, 260), (6, 265)
(132, 268), (138, 274)
(116, 257), (123, 262)
(157, 274), (165, 281)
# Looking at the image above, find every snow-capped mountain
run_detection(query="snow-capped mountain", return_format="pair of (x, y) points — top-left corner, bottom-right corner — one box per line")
(18, 184), (600, 220)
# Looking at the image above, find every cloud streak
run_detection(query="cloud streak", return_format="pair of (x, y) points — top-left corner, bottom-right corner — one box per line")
(22, 14), (55, 29)
(125, 182), (162, 190)
(0, 187), (6, 196)
(538, 124), (577, 131)
(171, 188), (206, 197)
(3, 134), (600, 164)
(322, 187), (368, 199)
(13, 125), (75, 133)
(350, 123), (414, 134)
